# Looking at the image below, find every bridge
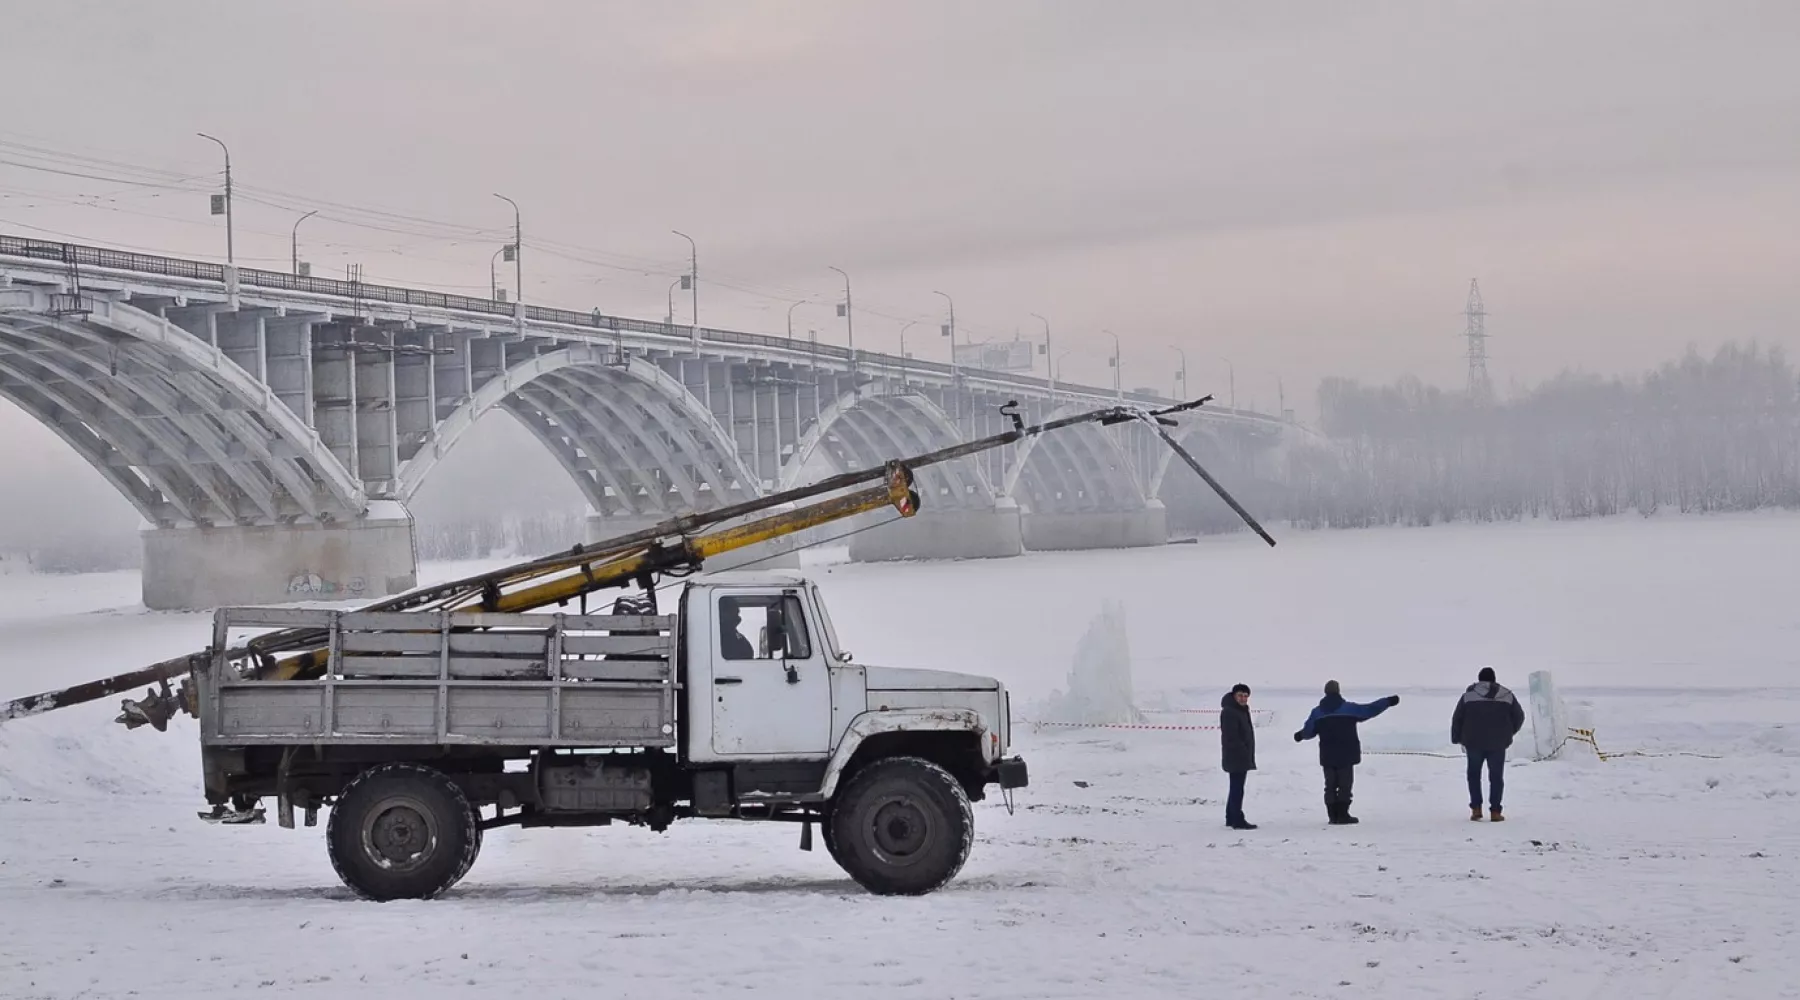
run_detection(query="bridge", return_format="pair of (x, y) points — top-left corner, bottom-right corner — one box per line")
(0, 235), (1300, 609)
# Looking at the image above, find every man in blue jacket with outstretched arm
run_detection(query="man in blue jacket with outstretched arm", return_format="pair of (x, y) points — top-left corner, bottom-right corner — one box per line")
(1294, 680), (1401, 825)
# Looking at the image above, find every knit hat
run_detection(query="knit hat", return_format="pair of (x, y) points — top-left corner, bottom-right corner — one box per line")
(1478, 667), (1496, 683)
(1324, 679), (1341, 697)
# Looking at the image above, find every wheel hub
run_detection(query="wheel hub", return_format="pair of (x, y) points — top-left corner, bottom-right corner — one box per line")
(869, 796), (932, 860)
(361, 797), (440, 871)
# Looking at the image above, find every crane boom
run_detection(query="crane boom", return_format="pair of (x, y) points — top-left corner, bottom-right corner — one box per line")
(1, 396), (1274, 730)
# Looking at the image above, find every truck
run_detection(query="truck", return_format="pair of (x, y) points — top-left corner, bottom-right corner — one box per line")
(2, 396), (1273, 900)
(195, 568), (1021, 900)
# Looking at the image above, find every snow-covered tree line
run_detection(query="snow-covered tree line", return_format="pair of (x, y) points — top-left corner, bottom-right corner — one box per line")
(1167, 341), (1800, 533)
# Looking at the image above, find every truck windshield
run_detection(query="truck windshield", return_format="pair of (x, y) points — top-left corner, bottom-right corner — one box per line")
(809, 584), (845, 659)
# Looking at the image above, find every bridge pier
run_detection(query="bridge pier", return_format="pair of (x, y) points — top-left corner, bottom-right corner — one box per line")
(848, 499), (1024, 562)
(585, 510), (802, 572)
(140, 502), (419, 611)
(1021, 500), (1168, 552)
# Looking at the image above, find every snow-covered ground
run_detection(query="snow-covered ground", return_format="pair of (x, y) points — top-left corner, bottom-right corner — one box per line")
(2, 513), (1798, 998)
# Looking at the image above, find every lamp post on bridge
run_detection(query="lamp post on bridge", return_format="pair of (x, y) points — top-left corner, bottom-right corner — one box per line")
(673, 230), (698, 356)
(195, 133), (234, 266)
(290, 210), (318, 277)
(1218, 355), (1236, 410)
(1104, 329), (1122, 400)
(828, 266), (855, 373)
(899, 320), (918, 387)
(1170, 345), (1188, 399)
(667, 278), (683, 325)
(933, 290), (957, 362)
(493, 194), (522, 307)
(786, 300), (806, 340)
(934, 290), (958, 426)
(491, 247), (511, 302)
(1030, 312), (1052, 404)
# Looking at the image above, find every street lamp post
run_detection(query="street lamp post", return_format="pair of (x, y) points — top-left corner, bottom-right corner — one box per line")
(1171, 345), (1188, 399)
(493, 194), (521, 306)
(934, 290), (958, 424)
(289, 208), (318, 275)
(1105, 330), (1122, 400)
(898, 320), (918, 387)
(828, 266), (855, 371)
(1030, 312), (1052, 403)
(786, 299), (806, 340)
(933, 290), (957, 356)
(491, 247), (509, 301)
(667, 278), (683, 325)
(196, 133), (234, 266)
(1218, 355), (1236, 409)
(290, 210), (318, 276)
(673, 230), (698, 355)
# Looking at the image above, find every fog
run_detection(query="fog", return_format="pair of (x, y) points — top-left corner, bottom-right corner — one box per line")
(1, 2), (1797, 558)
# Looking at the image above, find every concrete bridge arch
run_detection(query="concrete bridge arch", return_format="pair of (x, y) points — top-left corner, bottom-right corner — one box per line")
(400, 347), (760, 523)
(0, 287), (365, 528)
(775, 386), (1021, 560)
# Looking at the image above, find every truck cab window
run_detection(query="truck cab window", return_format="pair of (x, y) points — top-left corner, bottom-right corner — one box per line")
(718, 595), (811, 661)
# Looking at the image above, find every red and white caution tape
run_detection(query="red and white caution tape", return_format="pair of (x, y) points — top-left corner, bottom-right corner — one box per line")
(1024, 719), (1226, 732)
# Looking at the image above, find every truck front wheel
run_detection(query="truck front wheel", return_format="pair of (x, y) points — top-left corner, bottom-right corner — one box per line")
(828, 756), (973, 896)
(327, 763), (479, 901)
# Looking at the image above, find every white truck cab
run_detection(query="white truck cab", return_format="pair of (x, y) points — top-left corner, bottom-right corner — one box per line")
(684, 571), (1015, 789)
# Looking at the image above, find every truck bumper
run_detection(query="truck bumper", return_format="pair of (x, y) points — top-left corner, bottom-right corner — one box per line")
(992, 756), (1029, 790)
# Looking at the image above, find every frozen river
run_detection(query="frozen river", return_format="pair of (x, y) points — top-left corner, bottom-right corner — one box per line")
(2, 511), (1797, 998)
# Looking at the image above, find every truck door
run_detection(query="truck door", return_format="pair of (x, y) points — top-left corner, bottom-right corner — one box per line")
(709, 588), (832, 757)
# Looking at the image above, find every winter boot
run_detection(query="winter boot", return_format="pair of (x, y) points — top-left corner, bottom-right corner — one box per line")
(1228, 819), (1259, 831)
(1470, 806), (1483, 822)
(1489, 807), (1504, 822)
(1339, 801), (1360, 824)
(1326, 803), (1350, 825)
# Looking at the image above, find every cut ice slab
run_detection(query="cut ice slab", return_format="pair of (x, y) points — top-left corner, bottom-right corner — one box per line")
(1033, 599), (1142, 725)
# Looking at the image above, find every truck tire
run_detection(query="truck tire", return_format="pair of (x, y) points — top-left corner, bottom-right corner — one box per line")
(446, 822), (484, 891)
(819, 812), (844, 867)
(327, 763), (479, 901)
(828, 756), (973, 896)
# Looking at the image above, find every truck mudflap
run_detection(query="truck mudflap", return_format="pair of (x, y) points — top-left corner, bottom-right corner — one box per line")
(991, 756), (1029, 790)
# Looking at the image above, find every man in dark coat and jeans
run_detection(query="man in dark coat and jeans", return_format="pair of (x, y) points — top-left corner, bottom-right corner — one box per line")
(1294, 680), (1400, 825)
(1220, 684), (1257, 830)
(1452, 666), (1527, 822)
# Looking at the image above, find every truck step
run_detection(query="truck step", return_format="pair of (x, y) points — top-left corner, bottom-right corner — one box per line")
(198, 803), (266, 825)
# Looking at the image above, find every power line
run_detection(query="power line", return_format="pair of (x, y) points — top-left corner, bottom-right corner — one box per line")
(0, 133), (1087, 351)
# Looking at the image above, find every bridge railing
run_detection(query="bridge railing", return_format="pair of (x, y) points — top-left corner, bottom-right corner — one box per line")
(0, 234), (1257, 418)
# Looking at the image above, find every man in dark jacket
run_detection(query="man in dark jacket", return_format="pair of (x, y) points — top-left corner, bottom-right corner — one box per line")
(1452, 666), (1527, 822)
(1294, 680), (1400, 825)
(1219, 683), (1257, 830)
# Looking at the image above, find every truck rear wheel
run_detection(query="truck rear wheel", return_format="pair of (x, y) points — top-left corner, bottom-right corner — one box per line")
(828, 756), (973, 896)
(327, 763), (479, 901)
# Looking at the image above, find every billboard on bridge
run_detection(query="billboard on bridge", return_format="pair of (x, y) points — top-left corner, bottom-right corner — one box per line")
(952, 339), (1037, 373)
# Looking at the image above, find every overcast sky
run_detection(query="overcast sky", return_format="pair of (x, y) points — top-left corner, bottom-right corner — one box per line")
(2, 1), (1797, 533)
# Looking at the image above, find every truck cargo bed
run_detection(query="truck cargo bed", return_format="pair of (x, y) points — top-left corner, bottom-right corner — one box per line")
(201, 608), (678, 748)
